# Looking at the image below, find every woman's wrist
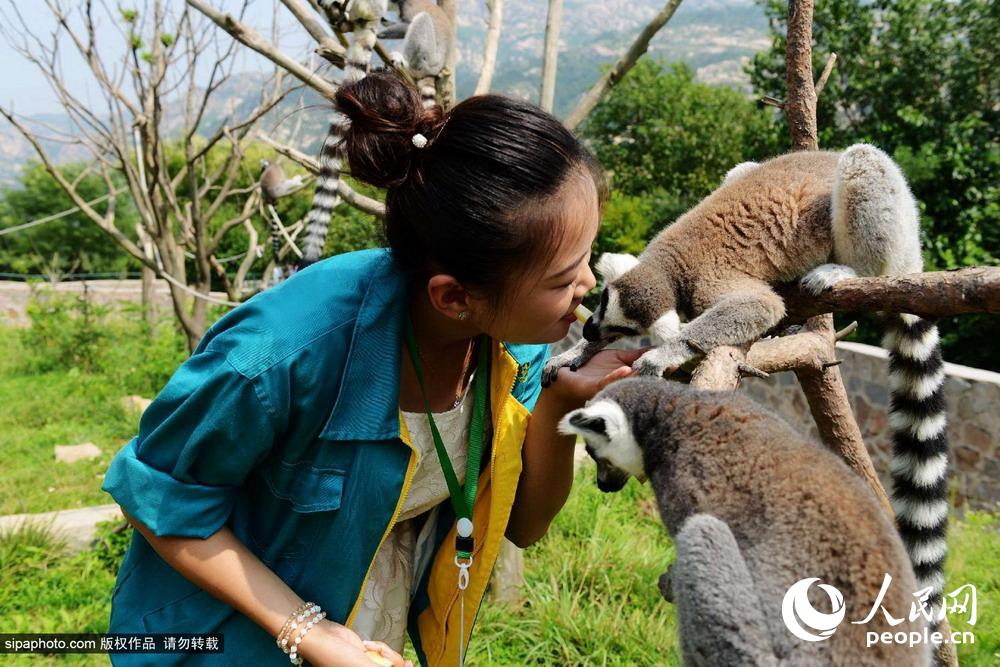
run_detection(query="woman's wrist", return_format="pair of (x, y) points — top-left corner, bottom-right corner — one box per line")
(537, 382), (587, 415)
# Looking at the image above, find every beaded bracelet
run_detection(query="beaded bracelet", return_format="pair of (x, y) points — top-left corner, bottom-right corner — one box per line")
(287, 608), (327, 665)
(275, 602), (318, 654)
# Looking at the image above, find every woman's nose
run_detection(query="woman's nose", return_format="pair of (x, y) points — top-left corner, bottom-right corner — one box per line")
(578, 264), (597, 295)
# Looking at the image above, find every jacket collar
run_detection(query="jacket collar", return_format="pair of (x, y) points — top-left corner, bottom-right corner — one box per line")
(319, 250), (522, 442)
(320, 250), (408, 441)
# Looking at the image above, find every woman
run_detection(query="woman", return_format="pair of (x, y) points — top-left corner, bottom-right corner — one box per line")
(101, 70), (643, 666)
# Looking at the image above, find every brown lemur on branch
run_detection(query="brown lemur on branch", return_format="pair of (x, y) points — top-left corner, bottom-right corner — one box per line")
(558, 378), (931, 666)
(377, 0), (454, 108)
(259, 159), (305, 282)
(299, 0), (388, 268)
(544, 145), (951, 618)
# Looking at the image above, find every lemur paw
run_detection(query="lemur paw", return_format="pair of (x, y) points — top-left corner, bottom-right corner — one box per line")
(633, 341), (694, 378)
(388, 50), (408, 70)
(542, 340), (595, 387)
(799, 263), (858, 296)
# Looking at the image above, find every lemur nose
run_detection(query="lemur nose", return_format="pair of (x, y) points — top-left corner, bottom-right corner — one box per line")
(583, 317), (601, 342)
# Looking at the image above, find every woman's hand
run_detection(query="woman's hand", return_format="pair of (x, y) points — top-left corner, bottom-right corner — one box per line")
(297, 620), (412, 667)
(546, 347), (652, 407)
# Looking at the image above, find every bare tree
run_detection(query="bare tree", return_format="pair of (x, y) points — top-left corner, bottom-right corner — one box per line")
(187, 0), (686, 171)
(0, 0), (304, 350)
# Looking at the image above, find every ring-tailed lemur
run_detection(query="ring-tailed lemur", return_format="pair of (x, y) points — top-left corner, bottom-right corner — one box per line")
(560, 377), (931, 666)
(543, 144), (951, 618)
(299, 0), (388, 269)
(378, 0), (453, 108)
(259, 159), (304, 259)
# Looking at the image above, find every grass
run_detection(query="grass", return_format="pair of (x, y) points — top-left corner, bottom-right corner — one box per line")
(2, 475), (997, 666)
(0, 301), (997, 665)
(469, 472), (679, 665)
(0, 520), (126, 665)
(0, 296), (187, 514)
(466, 470), (1000, 666)
(0, 333), (139, 514)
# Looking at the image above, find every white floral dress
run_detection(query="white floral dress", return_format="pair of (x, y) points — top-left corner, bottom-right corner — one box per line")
(349, 371), (477, 652)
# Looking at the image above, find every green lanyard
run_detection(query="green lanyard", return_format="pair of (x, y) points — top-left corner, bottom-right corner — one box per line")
(403, 316), (489, 561)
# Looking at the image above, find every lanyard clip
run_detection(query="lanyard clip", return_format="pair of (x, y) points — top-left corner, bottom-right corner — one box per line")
(455, 516), (474, 559)
(454, 554), (473, 591)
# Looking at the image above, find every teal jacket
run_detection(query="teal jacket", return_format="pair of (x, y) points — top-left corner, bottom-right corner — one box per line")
(101, 248), (551, 665)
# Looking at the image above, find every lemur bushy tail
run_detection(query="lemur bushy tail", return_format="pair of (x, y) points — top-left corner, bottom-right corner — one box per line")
(884, 314), (950, 613)
(831, 146), (951, 620)
(299, 0), (385, 268)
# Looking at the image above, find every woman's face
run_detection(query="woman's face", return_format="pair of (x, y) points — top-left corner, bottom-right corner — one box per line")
(485, 171), (601, 344)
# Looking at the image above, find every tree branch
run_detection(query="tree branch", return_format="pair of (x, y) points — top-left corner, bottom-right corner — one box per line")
(186, 0), (338, 101)
(785, 0), (818, 150)
(814, 52), (837, 96)
(437, 0), (458, 109)
(563, 0), (683, 131)
(474, 0), (503, 95)
(779, 267), (1000, 320)
(278, 0), (346, 67)
(792, 314), (893, 516)
(258, 133), (385, 217)
(0, 106), (150, 269)
(539, 0), (562, 112)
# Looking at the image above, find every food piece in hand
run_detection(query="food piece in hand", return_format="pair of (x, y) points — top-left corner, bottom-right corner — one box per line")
(573, 304), (593, 324)
(365, 650), (394, 667)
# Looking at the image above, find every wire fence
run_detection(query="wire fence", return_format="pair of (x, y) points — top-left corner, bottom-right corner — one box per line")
(0, 272), (265, 285)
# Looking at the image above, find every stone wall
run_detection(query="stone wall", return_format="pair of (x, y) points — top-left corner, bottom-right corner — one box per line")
(741, 341), (998, 512)
(552, 326), (999, 511)
(0, 279), (227, 327)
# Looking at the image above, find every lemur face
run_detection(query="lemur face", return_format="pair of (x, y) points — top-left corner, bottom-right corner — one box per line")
(558, 399), (646, 492)
(584, 253), (682, 344)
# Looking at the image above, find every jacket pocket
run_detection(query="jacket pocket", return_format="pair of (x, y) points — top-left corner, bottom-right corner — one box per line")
(246, 460), (347, 580)
(262, 460), (346, 513)
(141, 587), (233, 634)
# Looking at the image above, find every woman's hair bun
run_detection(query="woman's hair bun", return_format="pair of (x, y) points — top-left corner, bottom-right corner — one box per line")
(335, 69), (445, 189)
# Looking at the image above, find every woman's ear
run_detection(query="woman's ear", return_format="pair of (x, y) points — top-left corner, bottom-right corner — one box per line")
(425, 274), (473, 320)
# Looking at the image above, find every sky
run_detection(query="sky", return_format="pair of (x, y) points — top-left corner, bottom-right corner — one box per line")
(0, 1), (314, 116)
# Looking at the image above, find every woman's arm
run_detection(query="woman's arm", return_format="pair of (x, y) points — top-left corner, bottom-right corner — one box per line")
(120, 510), (408, 667)
(505, 388), (582, 548)
(505, 348), (646, 548)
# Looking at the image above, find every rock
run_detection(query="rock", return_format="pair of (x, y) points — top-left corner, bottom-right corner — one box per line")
(121, 395), (153, 414)
(953, 445), (981, 469)
(54, 442), (102, 464)
(0, 504), (123, 554)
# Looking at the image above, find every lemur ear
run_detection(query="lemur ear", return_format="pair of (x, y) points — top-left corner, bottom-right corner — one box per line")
(557, 409), (607, 438)
(595, 253), (640, 283)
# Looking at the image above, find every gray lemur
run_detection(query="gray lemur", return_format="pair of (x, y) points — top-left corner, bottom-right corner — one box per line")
(559, 378), (931, 666)
(377, 0), (453, 108)
(544, 145), (950, 615)
(299, 0), (388, 268)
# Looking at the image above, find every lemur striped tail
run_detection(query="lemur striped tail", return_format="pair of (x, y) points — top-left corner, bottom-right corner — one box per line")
(298, 13), (380, 269)
(884, 313), (950, 616)
(416, 76), (436, 109)
(269, 211), (282, 258)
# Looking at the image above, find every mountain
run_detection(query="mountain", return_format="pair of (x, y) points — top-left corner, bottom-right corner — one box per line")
(0, 0), (768, 184)
(453, 0), (768, 116)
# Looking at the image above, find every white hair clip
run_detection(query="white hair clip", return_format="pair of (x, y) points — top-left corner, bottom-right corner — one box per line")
(411, 133), (428, 148)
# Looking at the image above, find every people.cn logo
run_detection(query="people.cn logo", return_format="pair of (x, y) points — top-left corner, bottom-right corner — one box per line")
(781, 578), (847, 642)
